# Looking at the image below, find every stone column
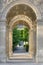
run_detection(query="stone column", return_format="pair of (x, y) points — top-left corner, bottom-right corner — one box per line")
(0, 20), (6, 62)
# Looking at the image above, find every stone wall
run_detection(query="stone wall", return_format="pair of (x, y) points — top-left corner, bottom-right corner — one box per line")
(0, 0), (43, 65)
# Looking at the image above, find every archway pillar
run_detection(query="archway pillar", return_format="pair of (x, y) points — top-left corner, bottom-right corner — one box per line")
(9, 29), (13, 57)
(29, 29), (35, 57)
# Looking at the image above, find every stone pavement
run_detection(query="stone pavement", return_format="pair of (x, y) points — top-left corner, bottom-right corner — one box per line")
(14, 46), (27, 53)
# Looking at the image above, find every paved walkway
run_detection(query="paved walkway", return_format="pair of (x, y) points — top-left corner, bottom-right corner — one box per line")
(14, 46), (26, 53)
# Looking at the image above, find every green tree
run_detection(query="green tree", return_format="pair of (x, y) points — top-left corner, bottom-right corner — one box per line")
(12, 26), (29, 52)
(23, 27), (29, 42)
(12, 27), (20, 51)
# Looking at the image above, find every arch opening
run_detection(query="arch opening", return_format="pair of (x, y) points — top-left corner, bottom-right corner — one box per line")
(12, 21), (30, 53)
(6, 4), (37, 60)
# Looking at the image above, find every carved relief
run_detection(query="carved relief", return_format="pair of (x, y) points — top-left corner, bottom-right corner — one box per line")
(6, 4), (36, 23)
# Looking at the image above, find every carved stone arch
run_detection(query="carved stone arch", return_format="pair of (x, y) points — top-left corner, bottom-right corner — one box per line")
(6, 4), (36, 23)
(6, 4), (37, 60)
(2, 1), (41, 20)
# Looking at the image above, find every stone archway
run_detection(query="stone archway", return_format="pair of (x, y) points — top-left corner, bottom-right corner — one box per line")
(6, 4), (37, 60)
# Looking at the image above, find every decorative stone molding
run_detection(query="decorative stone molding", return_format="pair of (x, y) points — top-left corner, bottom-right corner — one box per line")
(9, 15), (32, 29)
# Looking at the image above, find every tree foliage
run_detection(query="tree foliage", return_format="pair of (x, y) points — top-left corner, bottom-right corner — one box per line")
(12, 26), (29, 51)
